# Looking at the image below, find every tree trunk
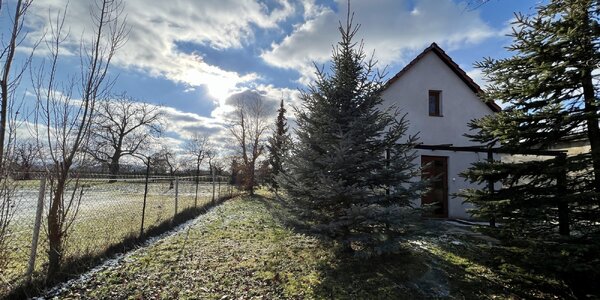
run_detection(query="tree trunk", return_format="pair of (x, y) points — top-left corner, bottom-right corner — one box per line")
(556, 154), (569, 236)
(582, 68), (600, 195)
(169, 166), (174, 189)
(0, 0), (24, 169)
(47, 172), (67, 282)
(194, 159), (200, 208)
(248, 161), (255, 195)
(23, 164), (31, 180)
(109, 152), (121, 181)
(0, 81), (7, 169)
(339, 231), (353, 254)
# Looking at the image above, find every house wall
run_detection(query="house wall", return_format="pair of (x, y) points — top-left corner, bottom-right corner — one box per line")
(552, 139), (591, 156)
(412, 149), (491, 219)
(381, 51), (497, 219)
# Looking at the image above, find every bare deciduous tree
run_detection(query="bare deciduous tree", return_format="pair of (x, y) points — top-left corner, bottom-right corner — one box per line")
(13, 139), (40, 179)
(185, 133), (208, 206)
(32, 0), (128, 280)
(154, 144), (180, 188)
(0, 0), (34, 167)
(209, 155), (226, 200)
(228, 94), (269, 195)
(161, 145), (180, 176)
(0, 0), (36, 279)
(185, 133), (208, 178)
(87, 95), (162, 176)
(206, 146), (217, 202)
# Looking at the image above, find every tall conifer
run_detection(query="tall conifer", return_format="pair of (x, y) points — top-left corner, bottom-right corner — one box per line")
(462, 0), (600, 237)
(281, 10), (423, 256)
(267, 99), (290, 191)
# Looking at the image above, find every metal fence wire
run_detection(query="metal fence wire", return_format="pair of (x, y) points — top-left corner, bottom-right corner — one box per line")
(0, 172), (233, 297)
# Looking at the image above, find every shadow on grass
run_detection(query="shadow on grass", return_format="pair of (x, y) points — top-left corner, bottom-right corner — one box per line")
(311, 250), (434, 299)
(414, 222), (597, 299)
(468, 234), (599, 299)
(257, 194), (597, 299)
(6, 192), (241, 300)
(256, 195), (436, 299)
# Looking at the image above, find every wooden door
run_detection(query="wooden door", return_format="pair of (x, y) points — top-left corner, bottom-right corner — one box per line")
(421, 156), (448, 218)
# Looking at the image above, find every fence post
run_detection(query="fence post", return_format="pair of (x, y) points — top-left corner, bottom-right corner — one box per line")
(174, 177), (179, 218)
(487, 147), (496, 228)
(218, 176), (221, 199)
(194, 173), (199, 209)
(557, 153), (570, 236)
(140, 160), (150, 238)
(26, 177), (46, 283)
(211, 167), (216, 204)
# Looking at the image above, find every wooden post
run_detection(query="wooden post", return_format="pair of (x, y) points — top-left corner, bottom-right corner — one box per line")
(487, 147), (496, 228)
(194, 167), (200, 208)
(140, 159), (150, 238)
(26, 177), (46, 283)
(211, 167), (216, 204)
(557, 153), (570, 236)
(174, 177), (179, 218)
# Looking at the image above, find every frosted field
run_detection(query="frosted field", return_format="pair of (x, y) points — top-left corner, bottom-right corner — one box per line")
(1, 178), (232, 297)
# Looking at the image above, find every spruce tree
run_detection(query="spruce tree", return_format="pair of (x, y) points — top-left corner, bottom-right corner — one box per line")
(281, 13), (423, 256)
(462, 0), (600, 238)
(267, 99), (290, 191)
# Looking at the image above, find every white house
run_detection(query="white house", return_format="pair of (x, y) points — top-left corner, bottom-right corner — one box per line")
(381, 43), (501, 219)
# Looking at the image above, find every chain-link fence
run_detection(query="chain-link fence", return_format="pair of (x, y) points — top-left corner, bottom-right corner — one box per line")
(0, 172), (234, 297)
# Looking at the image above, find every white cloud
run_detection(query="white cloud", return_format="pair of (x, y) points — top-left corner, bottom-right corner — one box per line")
(12, 0), (503, 156)
(151, 83), (299, 155)
(158, 105), (225, 141)
(466, 68), (485, 87)
(24, 0), (295, 101)
(262, 0), (497, 83)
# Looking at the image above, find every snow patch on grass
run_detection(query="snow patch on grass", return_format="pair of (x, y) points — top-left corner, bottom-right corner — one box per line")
(38, 205), (218, 299)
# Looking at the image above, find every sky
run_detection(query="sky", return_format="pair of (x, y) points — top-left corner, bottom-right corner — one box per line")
(1, 0), (543, 157)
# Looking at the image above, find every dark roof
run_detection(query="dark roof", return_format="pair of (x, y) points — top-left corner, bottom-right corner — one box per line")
(384, 42), (501, 113)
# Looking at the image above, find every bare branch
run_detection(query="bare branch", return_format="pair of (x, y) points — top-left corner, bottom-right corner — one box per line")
(227, 92), (269, 194)
(0, 0), (35, 168)
(86, 94), (163, 175)
(30, 0), (130, 279)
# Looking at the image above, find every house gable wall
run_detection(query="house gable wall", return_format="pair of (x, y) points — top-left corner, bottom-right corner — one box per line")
(381, 51), (497, 219)
(381, 51), (494, 146)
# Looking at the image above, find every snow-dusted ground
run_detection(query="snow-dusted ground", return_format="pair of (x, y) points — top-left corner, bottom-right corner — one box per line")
(38, 219), (481, 299)
(32, 198), (573, 299)
(36, 206), (210, 299)
(11, 181), (218, 221)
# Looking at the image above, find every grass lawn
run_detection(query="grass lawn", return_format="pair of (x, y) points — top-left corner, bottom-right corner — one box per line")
(46, 195), (574, 299)
(1, 181), (226, 298)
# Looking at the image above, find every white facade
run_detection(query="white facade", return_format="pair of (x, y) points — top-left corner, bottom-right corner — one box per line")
(381, 44), (499, 219)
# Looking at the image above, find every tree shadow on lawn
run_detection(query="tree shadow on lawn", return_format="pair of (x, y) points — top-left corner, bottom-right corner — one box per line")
(411, 221), (587, 300)
(472, 231), (600, 299)
(257, 194), (584, 299)
(254, 195), (458, 298)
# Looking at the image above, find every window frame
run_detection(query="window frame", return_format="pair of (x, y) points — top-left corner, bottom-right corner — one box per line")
(428, 90), (442, 117)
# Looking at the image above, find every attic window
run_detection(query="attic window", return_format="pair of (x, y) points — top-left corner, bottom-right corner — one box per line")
(429, 90), (441, 116)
